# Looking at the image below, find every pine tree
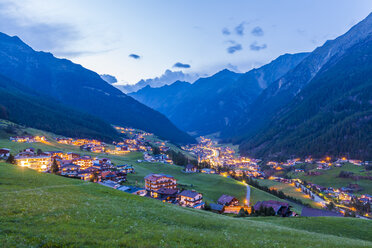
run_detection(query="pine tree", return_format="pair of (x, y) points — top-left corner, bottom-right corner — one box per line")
(6, 154), (15, 164)
(51, 159), (59, 174)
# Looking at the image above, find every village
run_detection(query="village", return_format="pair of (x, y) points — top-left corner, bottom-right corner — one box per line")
(0, 133), (371, 218)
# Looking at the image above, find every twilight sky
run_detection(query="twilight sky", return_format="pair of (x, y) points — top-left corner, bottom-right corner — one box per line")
(1, 0), (372, 84)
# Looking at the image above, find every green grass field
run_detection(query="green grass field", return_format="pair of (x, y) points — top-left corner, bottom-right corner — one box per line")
(0, 123), (275, 206)
(289, 163), (372, 195)
(253, 179), (321, 209)
(1, 162), (372, 247)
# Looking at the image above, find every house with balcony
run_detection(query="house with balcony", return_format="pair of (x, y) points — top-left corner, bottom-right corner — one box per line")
(144, 173), (177, 198)
(177, 190), (204, 209)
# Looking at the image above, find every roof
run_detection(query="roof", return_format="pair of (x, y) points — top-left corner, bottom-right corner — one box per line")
(156, 187), (178, 195)
(301, 207), (343, 217)
(217, 195), (237, 205)
(178, 190), (200, 198)
(210, 203), (224, 211)
(144, 173), (174, 182)
(253, 200), (289, 213)
(185, 164), (197, 169)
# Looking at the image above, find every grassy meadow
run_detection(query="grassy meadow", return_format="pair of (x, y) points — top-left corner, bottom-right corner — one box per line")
(289, 163), (372, 195)
(1, 162), (372, 247)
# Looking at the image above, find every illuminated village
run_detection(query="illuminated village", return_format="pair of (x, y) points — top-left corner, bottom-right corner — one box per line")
(2, 132), (371, 217)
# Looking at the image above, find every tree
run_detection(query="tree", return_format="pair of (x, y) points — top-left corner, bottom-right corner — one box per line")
(90, 171), (100, 182)
(237, 207), (247, 217)
(152, 146), (161, 155)
(6, 154), (15, 164)
(51, 159), (59, 174)
(37, 149), (43, 155)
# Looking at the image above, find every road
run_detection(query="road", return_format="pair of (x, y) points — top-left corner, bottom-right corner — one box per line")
(246, 185), (251, 206)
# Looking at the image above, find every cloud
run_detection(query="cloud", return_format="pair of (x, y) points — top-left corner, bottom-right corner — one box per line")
(251, 26), (264, 36)
(116, 70), (204, 93)
(100, 74), (117, 84)
(0, 1), (81, 54)
(250, 42), (267, 51)
(129, 53), (141, 59)
(235, 22), (245, 36)
(226, 63), (240, 72)
(173, 62), (191, 69)
(227, 43), (242, 54)
(222, 28), (231, 35)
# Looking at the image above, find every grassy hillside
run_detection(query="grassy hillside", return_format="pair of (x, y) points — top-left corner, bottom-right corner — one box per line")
(289, 163), (372, 195)
(0, 75), (120, 142)
(1, 163), (372, 247)
(0, 124), (285, 206)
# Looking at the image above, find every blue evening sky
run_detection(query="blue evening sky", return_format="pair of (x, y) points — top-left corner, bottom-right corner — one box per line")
(1, 0), (371, 84)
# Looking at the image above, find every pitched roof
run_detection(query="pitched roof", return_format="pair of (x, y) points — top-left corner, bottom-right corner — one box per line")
(217, 195), (237, 205)
(156, 187), (178, 195)
(301, 207), (343, 217)
(178, 190), (200, 198)
(144, 173), (174, 182)
(185, 164), (196, 169)
(253, 200), (289, 213)
(210, 203), (224, 211)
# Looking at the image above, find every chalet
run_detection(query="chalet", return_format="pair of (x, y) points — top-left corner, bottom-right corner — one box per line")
(117, 164), (135, 174)
(72, 156), (93, 169)
(254, 200), (292, 217)
(185, 164), (198, 173)
(217, 195), (239, 206)
(210, 203), (225, 213)
(14, 154), (52, 171)
(64, 152), (80, 160)
(201, 168), (216, 174)
(144, 174), (177, 198)
(177, 190), (204, 209)
(44, 151), (64, 159)
(0, 148), (10, 159)
(361, 194), (372, 201)
(154, 187), (179, 202)
(79, 167), (98, 181)
(60, 164), (80, 177)
(101, 171), (126, 182)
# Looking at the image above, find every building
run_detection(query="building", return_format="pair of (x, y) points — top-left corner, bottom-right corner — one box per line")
(0, 148), (10, 159)
(15, 155), (52, 171)
(72, 156), (93, 169)
(144, 174), (177, 198)
(253, 201), (292, 217)
(185, 164), (198, 173)
(201, 168), (216, 174)
(177, 190), (204, 209)
(117, 164), (135, 174)
(217, 195), (239, 206)
(210, 203), (225, 213)
(60, 163), (80, 177)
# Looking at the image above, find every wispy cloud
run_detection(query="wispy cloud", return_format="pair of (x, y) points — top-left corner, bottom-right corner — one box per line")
(251, 26), (264, 36)
(0, 1), (81, 54)
(227, 43), (243, 54)
(129, 53), (141, 59)
(222, 27), (231, 35)
(250, 42), (267, 51)
(100, 74), (117, 84)
(173, 62), (191, 68)
(235, 22), (245, 36)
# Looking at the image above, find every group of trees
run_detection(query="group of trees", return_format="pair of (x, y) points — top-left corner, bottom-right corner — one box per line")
(236, 206), (276, 218)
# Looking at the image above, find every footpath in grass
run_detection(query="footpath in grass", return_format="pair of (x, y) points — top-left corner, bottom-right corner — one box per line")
(1, 163), (372, 248)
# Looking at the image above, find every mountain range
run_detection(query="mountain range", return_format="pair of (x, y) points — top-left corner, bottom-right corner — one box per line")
(131, 13), (372, 160)
(0, 32), (195, 144)
(130, 52), (308, 136)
